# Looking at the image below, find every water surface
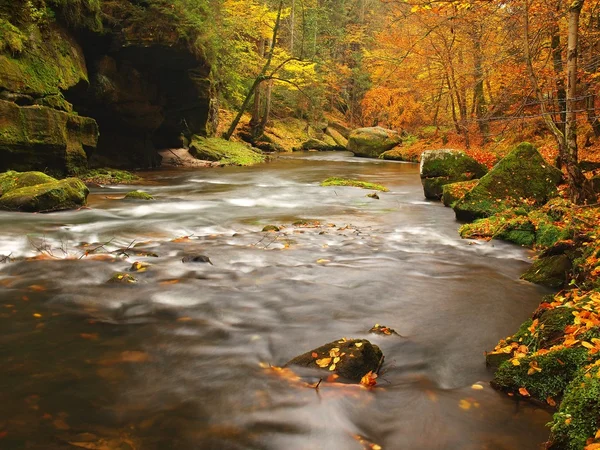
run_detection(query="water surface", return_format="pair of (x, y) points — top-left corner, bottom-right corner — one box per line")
(0, 152), (551, 449)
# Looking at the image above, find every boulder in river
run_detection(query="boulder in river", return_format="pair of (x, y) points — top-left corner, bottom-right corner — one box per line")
(125, 190), (154, 200)
(286, 338), (383, 382)
(420, 149), (487, 200)
(182, 255), (213, 264)
(453, 143), (563, 222)
(0, 170), (56, 196)
(347, 127), (402, 158)
(0, 177), (89, 212)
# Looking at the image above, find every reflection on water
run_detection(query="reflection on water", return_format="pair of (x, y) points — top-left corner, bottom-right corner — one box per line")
(0, 152), (551, 449)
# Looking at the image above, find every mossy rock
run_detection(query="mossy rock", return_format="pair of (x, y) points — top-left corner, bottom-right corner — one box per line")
(0, 178), (89, 212)
(459, 213), (535, 246)
(80, 169), (141, 185)
(420, 149), (487, 200)
(521, 255), (572, 288)
(301, 138), (342, 151)
(286, 338), (383, 382)
(262, 225), (280, 232)
(0, 100), (98, 175)
(321, 177), (389, 192)
(107, 273), (137, 284)
(380, 147), (420, 162)
(124, 190), (154, 200)
(189, 136), (266, 166)
(453, 143), (563, 222)
(492, 347), (589, 402)
(347, 127), (402, 158)
(549, 364), (600, 450)
(442, 180), (478, 207)
(0, 170), (56, 196)
(0, 23), (88, 97)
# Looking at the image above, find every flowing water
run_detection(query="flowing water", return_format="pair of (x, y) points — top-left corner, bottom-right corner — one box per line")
(0, 152), (553, 449)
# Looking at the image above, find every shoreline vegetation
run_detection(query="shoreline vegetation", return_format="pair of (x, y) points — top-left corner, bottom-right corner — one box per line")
(422, 143), (600, 449)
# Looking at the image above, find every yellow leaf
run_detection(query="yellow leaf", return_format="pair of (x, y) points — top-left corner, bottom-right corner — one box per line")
(582, 341), (595, 349)
(316, 358), (332, 368)
(329, 363), (336, 371)
(471, 384), (484, 390)
(33, 313), (42, 318)
(355, 343), (363, 348)
(458, 399), (471, 410)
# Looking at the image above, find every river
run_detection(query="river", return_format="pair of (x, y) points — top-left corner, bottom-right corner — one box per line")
(0, 152), (552, 449)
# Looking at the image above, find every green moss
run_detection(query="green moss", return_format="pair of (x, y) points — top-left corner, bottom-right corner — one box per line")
(442, 180), (478, 207)
(0, 23), (88, 96)
(124, 190), (153, 200)
(189, 136), (266, 166)
(521, 255), (572, 288)
(0, 18), (26, 53)
(80, 169), (141, 185)
(380, 147), (420, 162)
(0, 177), (88, 212)
(494, 347), (590, 401)
(321, 177), (389, 192)
(453, 143), (563, 221)
(0, 170), (56, 195)
(549, 364), (600, 450)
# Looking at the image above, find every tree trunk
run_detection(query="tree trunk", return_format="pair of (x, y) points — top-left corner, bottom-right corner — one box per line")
(565, 0), (592, 204)
(224, 0), (284, 141)
(250, 39), (267, 138)
(472, 31), (489, 143)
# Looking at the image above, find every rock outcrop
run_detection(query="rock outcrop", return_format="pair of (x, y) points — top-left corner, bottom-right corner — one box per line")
(347, 127), (402, 158)
(419, 149), (487, 200)
(0, 3), (215, 172)
(452, 143), (563, 222)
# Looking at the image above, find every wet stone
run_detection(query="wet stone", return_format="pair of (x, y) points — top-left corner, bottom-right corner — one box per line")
(107, 273), (137, 284)
(182, 255), (213, 264)
(369, 324), (399, 336)
(262, 225), (280, 232)
(286, 338), (383, 382)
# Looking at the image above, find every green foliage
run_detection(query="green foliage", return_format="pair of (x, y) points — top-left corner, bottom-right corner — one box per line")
(321, 177), (389, 192)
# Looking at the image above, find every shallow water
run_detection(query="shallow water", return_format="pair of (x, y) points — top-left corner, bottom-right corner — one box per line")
(0, 152), (552, 449)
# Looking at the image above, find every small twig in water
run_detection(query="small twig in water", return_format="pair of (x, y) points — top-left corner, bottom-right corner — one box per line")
(376, 355), (385, 375)
(0, 252), (12, 263)
(313, 378), (323, 390)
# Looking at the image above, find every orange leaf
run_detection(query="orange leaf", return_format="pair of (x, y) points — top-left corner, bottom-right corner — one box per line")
(518, 387), (530, 397)
(547, 397), (557, 407)
(360, 371), (377, 387)
(316, 357), (332, 368)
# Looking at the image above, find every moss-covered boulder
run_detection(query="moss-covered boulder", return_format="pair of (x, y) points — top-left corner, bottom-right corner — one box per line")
(549, 363), (600, 450)
(347, 127), (402, 158)
(419, 149), (487, 200)
(521, 255), (572, 288)
(442, 180), (478, 207)
(0, 100), (99, 175)
(0, 170), (56, 196)
(380, 147), (420, 162)
(453, 143), (563, 222)
(0, 178), (89, 212)
(286, 338), (383, 382)
(124, 190), (154, 200)
(189, 137), (266, 166)
(301, 138), (342, 151)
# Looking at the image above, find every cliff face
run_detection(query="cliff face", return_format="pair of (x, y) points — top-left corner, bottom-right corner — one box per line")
(0, 0), (215, 174)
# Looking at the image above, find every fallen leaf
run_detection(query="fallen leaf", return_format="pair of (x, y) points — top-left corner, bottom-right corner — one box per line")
(471, 384), (484, 390)
(360, 371), (377, 387)
(518, 387), (530, 397)
(316, 358), (332, 368)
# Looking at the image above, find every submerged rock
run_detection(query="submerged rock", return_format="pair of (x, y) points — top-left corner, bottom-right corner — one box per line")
(182, 255), (213, 264)
(107, 273), (137, 284)
(262, 225), (280, 232)
(419, 149), (487, 200)
(441, 180), (478, 207)
(453, 143), (562, 222)
(286, 338), (383, 382)
(347, 127), (402, 158)
(0, 177), (89, 212)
